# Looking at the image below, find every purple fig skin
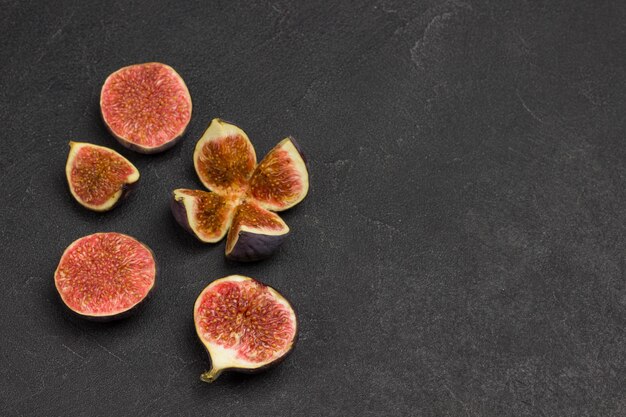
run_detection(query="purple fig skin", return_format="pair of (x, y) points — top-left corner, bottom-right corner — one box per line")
(112, 180), (138, 210)
(287, 136), (307, 166)
(170, 193), (196, 237)
(226, 230), (290, 262)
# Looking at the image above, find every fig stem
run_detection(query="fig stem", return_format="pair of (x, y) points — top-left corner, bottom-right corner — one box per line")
(200, 368), (222, 383)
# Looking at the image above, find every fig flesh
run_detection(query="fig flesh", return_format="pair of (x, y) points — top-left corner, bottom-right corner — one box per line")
(172, 119), (308, 261)
(194, 275), (297, 382)
(54, 233), (156, 320)
(100, 62), (192, 154)
(65, 142), (139, 211)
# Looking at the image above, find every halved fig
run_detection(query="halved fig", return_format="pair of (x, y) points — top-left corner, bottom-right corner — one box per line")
(248, 137), (309, 211)
(193, 118), (256, 194)
(65, 142), (139, 211)
(225, 200), (289, 262)
(54, 233), (156, 320)
(194, 275), (297, 382)
(172, 119), (309, 261)
(100, 62), (192, 153)
(171, 189), (236, 243)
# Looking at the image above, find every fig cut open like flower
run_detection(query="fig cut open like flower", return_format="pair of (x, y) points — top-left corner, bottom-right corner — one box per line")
(171, 119), (309, 261)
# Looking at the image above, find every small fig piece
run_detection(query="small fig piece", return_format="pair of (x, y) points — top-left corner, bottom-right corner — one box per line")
(225, 200), (289, 262)
(66, 142), (139, 211)
(171, 189), (236, 243)
(194, 275), (297, 382)
(248, 137), (309, 211)
(54, 233), (156, 320)
(193, 118), (256, 194)
(100, 62), (192, 153)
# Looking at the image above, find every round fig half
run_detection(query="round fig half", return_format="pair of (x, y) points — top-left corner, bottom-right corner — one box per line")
(54, 233), (156, 320)
(65, 142), (139, 212)
(194, 275), (297, 382)
(225, 200), (290, 262)
(193, 118), (256, 194)
(248, 137), (309, 211)
(171, 189), (236, 243)
(100, 62), (192, 154)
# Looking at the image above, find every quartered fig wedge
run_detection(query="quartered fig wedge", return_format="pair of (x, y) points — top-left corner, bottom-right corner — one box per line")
(248, 137), (309, 211)
(66, 142), (139, 211)
(171, 189), (236, 243)
(172, 119), (309, 261)
(194, 275), (297, 382)
(54, 233), (156, 320)
(193, 119), (256, 194)
(225, 201), (289, 262)
(100, 62), (192, 153)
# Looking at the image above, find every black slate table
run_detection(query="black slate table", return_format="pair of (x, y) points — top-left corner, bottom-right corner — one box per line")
(1, 1), (625, 416)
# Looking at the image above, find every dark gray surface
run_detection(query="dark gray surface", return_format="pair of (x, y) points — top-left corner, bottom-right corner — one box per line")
(1, 0), (625, 415)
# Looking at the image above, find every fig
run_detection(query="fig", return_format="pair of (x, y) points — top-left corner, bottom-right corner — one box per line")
(225, 200), (289, 262)
(194, 275), (297, 382)
(54, 233), (156, 320)
(65, 142), (139, 211)
(172, 119), (309, 261)
(100, 62), (192, 153)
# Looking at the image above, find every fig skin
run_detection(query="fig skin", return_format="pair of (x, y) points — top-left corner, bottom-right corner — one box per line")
(100, 62), (192, 154)
(54, 233), (157, 321)
(194, 276), (298, 382)
(66, 142), (140, 212)
(287, 136), (307, 165)
(225, 229), (290, 262)
(170, 194), (195, 237)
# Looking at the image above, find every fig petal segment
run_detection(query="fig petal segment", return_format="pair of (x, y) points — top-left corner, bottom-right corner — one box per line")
(171, 189), (237, 243)
(100, 62), (192, 154)
(54, 233), (156, 319)
(225, 200), (289, 262)
(248, 137), (309, 211)
(193, 119), (257, 194)
(194, 276), (297, 382)
(66, 142), (139, 212)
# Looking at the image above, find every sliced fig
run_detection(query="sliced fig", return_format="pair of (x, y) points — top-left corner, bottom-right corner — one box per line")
(171, 189), (236, 243)
(65, 142), (139, 211)
(194, 275), (297, 382)
(193, 118), (256, 194)
(172, 120), (309, 261)
(248, 137), (309, 211)
(225, 200), (289, 262)
(54, 233), (156, 320)
(100, 62), (192, 153)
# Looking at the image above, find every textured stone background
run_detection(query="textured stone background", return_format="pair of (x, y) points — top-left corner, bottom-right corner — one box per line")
(1, 0), (625, 415)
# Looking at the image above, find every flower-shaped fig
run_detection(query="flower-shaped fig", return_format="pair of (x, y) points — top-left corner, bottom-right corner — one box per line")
(171, 119), (309, 261)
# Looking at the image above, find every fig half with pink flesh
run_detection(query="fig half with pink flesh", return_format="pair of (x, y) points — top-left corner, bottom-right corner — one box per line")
(100, 62), (192, 153)
(54, 233), (156, 320)
(172, 119), (308, 261)
(194, 275), (298, 382)
(65, 142), (139, 211)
